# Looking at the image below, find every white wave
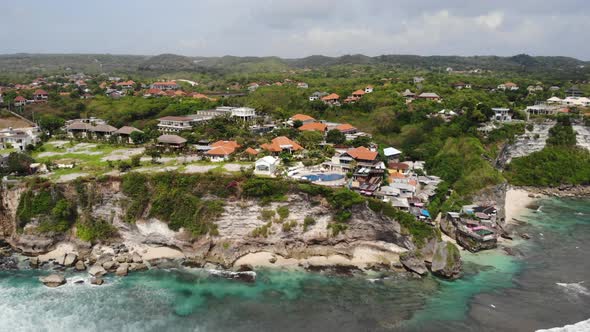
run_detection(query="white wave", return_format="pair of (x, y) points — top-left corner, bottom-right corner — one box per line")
(556, 281), (590, 296)
(536, 317), (590, 332)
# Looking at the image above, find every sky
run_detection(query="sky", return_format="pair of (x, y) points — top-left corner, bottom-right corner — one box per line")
(1, 0), (589, 59)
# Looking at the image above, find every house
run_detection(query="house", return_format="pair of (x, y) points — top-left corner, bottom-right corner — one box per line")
(527, 85), (543, 93)
(261, 136), (303, 154)
(14, 96), (26, 107)
(157, 134), (187, 149)
(206, 140), (240, 162)
(566, 86), (583, 97)
(491, 108), (512, 122)
(364, 85), (374, 93)
(453, 82), (471, 89)
(334, 123), (357, 134)
(247, 83), (260, 91)
(254, 156), (280, 176)
(562, 97), (590, 107)
(401, 89), (416, 99)
(383, 147), (402, 161)
(525, 104), (566, 116)
(116, 80), (135, 89)
(244, 147), (259, 158)
(0, 127), (40, 151)
(352, 89), (365, 98)
(88, 124), (118, 139)
(497, 82), (519, 91)
(297, 82), (309, 89)
(33, 89), (48, 102)
(150, 81), (179, 90)
(321, 93), (340, 105)
(157, 116), (194, 132)
(388, 162), (410, 175)
(115, 126), (143, 144)
(339, 146), (385, 195)
(413, 77), (425, 84)
(144, 88), (166, 97)
(309, 91), (327, 101)
(298, 122), (327, 133)
(290, 114), (316, 125)
(417, 92), (441, 101)
(549, 86), (560, 92)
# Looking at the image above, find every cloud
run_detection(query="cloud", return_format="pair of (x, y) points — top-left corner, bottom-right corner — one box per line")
(0, 0), (589, 59)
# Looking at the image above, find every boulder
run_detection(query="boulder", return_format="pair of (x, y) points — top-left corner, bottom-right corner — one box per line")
(90, 277), (104, 285)
(116, 254), (129, 263)
(88, 265), (107, 277)
(116, 264), (129, 276)
(63, 253), (77, 267)
(129, 263), (148, 272)
(29, 257), (40, 268)
(430, 241), (462, 279)
(399, 252), (428, 276)
(102, 260), (117, 271)
(75, 260), (86, 271)
(39, 274), (66, 287)
(131, 253), (143, 263)
(521, 233), (531, 240)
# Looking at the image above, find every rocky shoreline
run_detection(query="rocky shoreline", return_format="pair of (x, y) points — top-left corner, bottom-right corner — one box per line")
(519, 185), (590, 198)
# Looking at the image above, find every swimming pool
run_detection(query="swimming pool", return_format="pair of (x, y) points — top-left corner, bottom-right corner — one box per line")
(302, 173), (345, 182)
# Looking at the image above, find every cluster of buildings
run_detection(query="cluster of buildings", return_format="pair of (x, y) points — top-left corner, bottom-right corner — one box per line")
(443, 204), (499, 252)
(401, 89), (441, 103)
(247, 80), (309, 92)
(157, 106), (257, 133)
(64, 118), (143, 144)
(0, 126), (41, 151)
(308, 85), (374, 106)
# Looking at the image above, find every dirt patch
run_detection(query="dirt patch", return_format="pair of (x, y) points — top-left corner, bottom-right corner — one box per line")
(0, 116), (33, 129)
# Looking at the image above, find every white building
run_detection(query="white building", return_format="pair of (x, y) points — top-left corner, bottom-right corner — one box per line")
(0, 127), (40, 151)
(491, 108), (512, 122)
(254, 156), (280, 176)
(157, 116), (194, 133)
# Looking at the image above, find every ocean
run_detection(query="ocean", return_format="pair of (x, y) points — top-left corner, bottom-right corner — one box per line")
(0, 197), (588, 332)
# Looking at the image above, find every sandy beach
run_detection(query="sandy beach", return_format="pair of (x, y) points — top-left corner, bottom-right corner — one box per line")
(505, 187), (539, 223)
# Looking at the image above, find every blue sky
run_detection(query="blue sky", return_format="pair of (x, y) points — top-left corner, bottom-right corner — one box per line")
(1, 0), (589, 59)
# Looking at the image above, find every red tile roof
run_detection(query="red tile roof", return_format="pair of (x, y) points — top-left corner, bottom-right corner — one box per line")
(290, 114), (315, 122)
(335, 123), (356, 132)
(322, 93), (340, 101)
(34, 89), (48, 95)
(352, 89), (366, 96)
(245, 147), (259, 155)
(261, 136), (303, 152)
(345, 146), (378, 161)
(14, 96), (26, 102)
(211, 140), (240, 149)
(298, 122), (327, 132)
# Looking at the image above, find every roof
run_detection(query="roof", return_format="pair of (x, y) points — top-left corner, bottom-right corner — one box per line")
(115, 126), (142, 135)
(90, 124), (118, 133)
(345, 146), (378, 161)
(146, 88), (164, 95)
(418, 92), (440, 98)
(211, 140), (240, 149)
(388, 162), (409, 170)
(261, 136), (303, 152)
(34, 89), (48, 95)
(299, 122), (327, 132)
(256, 156), (279, 165)
(206, 145), (236, 156)
(116, 80), (135, 86)
(152, 81), (178, 86)
(383, 147), (402, 157)
(504, 82), (518, 87)
(352, 89), (366, 96)
(321, 93), (340, 101)
(245, 147), (259, 155)
(335, 123), (356, 132)
(158, 116), (193, 122)
(402, 89), (415, 97)
(290, 114), (315, 122)
(66, 122), (90, 131)
(157, 134), (187, 145)
(14, 96), (26, 102)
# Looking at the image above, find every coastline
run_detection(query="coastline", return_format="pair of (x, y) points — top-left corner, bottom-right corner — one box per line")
(504, 187), (539, 224)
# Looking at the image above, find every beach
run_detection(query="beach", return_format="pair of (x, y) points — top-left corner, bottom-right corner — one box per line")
(504, 187), (538, 223)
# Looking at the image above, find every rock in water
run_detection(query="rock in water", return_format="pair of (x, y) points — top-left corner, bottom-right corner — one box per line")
(430, 241), (462, 279)
(29, 257), (40, 268)
(63, 253), (77, 267)
(115, 264), (129, 276)
(39, 274), (66, 287)
(88, 265), (107, 277)
(399, 252), (428, 276)
(90, 277), (104, 285)
(75, 260), (86, 271)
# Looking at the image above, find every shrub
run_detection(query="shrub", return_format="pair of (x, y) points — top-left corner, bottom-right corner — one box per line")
(303, 216), (316, 231)
(76, 218), (117, 242)
(282, 220), (298, 232)
(242, 177), (289, 202)
(251, 222), (272, 238)
(259, 209), (276, 222)
(327, 222), (348, 236)
(276, 206), (290, 221)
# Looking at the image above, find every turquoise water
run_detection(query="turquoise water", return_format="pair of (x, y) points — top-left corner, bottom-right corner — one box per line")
(1, 198), (589, 331)
(303, 173), (345, 182)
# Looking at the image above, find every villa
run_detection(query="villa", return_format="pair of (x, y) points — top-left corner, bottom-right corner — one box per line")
(0, 127), (40, 151)
(157, 134), (187, 149)
(206, 140), (240, 162)
(150, 81), (179, 90)
(157, 116), (194, 133)
(298, 122), (327, 133)
(491, 108), (513, 122)
(261, 136), (303, 154)
(115, 126), (143, 144)
(290, 114), (316, 124)
(254, 156), (280, 176)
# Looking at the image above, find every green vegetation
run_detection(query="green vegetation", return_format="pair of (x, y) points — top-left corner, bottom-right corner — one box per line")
(259, 209), (276, 222)
(276, 206), (290, 221)
(303, 216), (316, 231)
(282, 220), (298, 232)
(251, 222), (272, 238)
(546, 117), (577, 146)
(76, 218), (117, 242)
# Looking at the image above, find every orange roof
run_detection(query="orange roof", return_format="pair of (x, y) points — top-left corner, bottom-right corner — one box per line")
(291, 114), (315, 122)
(345, 146), (378, 161)
(298, 122), (327, 132)
(261, 136), (303, 152)
(34, 89), (48, 95)
(245, 147), (259, 155)
(389, 172), (406, 179)
(14, 96), (25, 102)
(322, 93), (340, 101)
(206, 146), (236, 156)
(191, 93), (210, 99)
(352, 89), (365, 96)
(211, 140), (240, 149)
(335, 123), (356, 132)
(504, 82), (517, 87)
(116, 80), (135, 86)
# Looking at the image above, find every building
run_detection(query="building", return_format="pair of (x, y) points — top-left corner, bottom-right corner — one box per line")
(115, 126), (143, 144)
(321, 93), (340, 105)
(214, 106), (257, 121)
(14, 96), (26, 107)
(401, 89), (416, 99)
(290, 114), (316, 124)
(566, 86), (583, 97)
(254, 156), (280, 176)
(88, 124), (118, 139)
(261, 136), (303, 154)
(206, 140), (240, 162)
(0, 127), (40, 151)
(413, 77), (425, 84)
(491, 108), (512, 122)
(150, 81), (179, 90)
(116, 80), (135, 89)
(309, 91), (327, 101)
(157, 116), (194, 133)
(364, 85), (374, 93)
(497, 82), (519, 91)
(383, 147), (402, 161)
(525, 104), (567, 116)
(417, 92), (441, 101)
(351, 89), (365, 98)
(157, 134), (187, 148)
(334, 123), (357, 134)
(298, 122), (327, 133)
(33, 89), (48, 102)
(453, 82), (472, 89)
(297, 82), (309, 89)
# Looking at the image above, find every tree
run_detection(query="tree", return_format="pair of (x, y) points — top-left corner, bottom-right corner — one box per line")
(299, 131), (323, 150)
(351, 135), (371, 147)
(2, 152), (34, 176)
(292, 120), (303, 128)
(145, 147), (161, 164)
(326, 129), (346, 145)
(38, 115), (65, 134)
(129, 131), (147, 144)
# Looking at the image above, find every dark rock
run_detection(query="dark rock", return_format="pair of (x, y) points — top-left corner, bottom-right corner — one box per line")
(74, 280), (84, 284)
(400, 252), (428, 276)
(521, 233), (531, 240)
(181, 258), (204, 268)
(430, 241), (462, 279)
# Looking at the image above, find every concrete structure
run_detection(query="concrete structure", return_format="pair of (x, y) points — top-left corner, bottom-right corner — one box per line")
(491, 108), (512, 122)
(0, 127), (40, 151)
(254, 156), (280, 176)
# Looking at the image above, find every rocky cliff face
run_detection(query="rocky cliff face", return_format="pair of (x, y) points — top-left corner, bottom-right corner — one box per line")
(0, 179), (418, 271)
